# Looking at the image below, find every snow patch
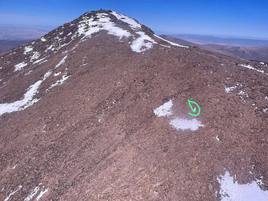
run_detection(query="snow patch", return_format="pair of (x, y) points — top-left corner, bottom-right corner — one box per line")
(24, 186), (40, 201)
(130, 31), (156, 53)
(154, 34), (188, 48)
(24, 184), (48, 201)
(54, 72), (61, 76)
(153, 100), (173, 117)
(238, 90), (248, 97)
(77, 13), (131, 40)
(40, 37), (46, 42)
(14, 62), (27, 71)
(0, 71), (52, 116)
(224, 83), (242, 93)
(154, 100), (204, 132)
(218, 171), (268, 201)
(33, 57), (47, 65)
(239, 64), (267, 75)
(224, 86), (237, 93)
(170, 118), (204, 131)
(30, 51), (41, 62)
(36, 188), (48, 201)
(55, 56), (68, 69)
(4, 185), (22, 201)
(24, 46), (33, 54)
(48, 74), (70, 90)
(111, 11), (142, 29)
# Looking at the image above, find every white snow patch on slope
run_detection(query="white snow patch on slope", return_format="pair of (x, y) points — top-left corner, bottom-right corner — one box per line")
(0, 71), (52, 116)
(154, 99), (204, 132)
(55, 56), (68, 69)
(36, 188), (48, 201)
(24, 186), (40, 201)
(131, 31), (156, 53)
(170, 118), (204, 131)
(33, 57), (47, 65)
(40, 37), (47, 42)
(24, 46), (33, 54)
(154, 100), (173, 117)
(30, 51), (41, 62)
(224, 83), (242, 93)
(4, 185), (22, 201)
(218, 171), (268, 201)
(154, 34), (189, 48)
(54, 72), (61, 76)
(14, 62), (27, 71)
(239, 64), (267, 75)
(47, 44), (55, 51)
(111, 11), (141, 29)
(224, 86), (237, 93)
(48, 74), (70, 90)
(24, 185), (48, 201)
(77, 13), (131, 40)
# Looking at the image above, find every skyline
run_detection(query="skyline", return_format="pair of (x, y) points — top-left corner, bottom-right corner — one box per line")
(0, 0), (268, 39)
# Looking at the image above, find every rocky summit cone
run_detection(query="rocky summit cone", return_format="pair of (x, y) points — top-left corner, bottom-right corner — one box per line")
(0, 10), (267, 201)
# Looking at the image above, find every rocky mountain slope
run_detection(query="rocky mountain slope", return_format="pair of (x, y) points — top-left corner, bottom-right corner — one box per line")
(0, 10), (267, 201)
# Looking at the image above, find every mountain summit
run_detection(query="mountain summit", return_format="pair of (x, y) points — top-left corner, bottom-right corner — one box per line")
(0, 10), (267, 201)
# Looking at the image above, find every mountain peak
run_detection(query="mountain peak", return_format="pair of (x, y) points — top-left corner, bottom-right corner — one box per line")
(0, 10), (189, 116)
(74, 9), (183, 52)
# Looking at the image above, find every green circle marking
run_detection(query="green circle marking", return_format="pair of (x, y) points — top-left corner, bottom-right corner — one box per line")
(187, 98), (201, 117)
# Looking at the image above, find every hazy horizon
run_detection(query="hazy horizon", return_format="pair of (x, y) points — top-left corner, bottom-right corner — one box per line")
(1, 0), (268, 40)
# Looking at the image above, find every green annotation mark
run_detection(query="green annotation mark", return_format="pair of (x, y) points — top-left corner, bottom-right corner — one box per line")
(187, 98), (201, 117)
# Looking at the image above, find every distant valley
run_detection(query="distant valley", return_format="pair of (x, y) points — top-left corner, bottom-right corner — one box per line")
(163, 34), (268, 62)
(0, 24), (51, 54)
(0, 40), (30, 54)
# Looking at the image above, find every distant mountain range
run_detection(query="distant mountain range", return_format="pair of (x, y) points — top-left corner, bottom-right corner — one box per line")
(172, 34), (268, 46)
(0, 25), (51, 54)
(162, 34), (268, 62)
(0, 40), (30, 54)
(0, 24), (51, 40)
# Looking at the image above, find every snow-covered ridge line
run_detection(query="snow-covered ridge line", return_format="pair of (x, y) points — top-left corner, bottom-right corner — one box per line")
(77, 13), (131, 39)
(111, 11), (141, 29)
(154, 34), (189, 48)
(76, 11), (186, 53)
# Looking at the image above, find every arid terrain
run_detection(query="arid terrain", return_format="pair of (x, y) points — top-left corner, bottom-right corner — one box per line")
(163, 34), (268, 63)
(0, 10), (267, 201)
(0, 40), (30, 55)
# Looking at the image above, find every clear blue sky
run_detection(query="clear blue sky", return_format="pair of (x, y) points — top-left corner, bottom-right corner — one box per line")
(0, 0), (268, 39)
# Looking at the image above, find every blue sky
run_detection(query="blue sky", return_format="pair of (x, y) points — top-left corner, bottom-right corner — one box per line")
(0, 0), (268, 39)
